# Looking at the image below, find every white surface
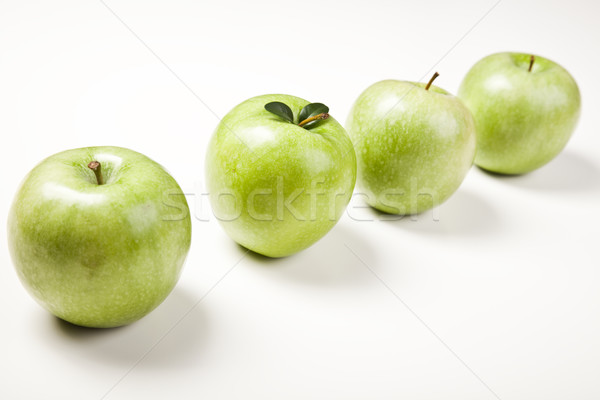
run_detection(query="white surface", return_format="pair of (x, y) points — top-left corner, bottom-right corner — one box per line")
(1, 1), (599, 399)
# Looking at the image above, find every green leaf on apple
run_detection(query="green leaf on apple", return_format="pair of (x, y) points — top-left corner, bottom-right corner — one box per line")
(298, 103), (329, 124)
(264, 101), (294, 123)
(265, 101), (330, 130)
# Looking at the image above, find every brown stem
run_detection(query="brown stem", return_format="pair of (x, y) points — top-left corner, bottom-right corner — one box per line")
(528, 55), (535, 72)
(425, 72), (440, 91)
(298, 113), (329, 128)
(88, 161), (104, 185)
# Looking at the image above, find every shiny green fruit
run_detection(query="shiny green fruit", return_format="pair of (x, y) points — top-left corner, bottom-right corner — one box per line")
(7, 146), (191, 328)
(458, 52), (581, 174)
(206, 94), (356, 258)
(346, 78), (476, 215)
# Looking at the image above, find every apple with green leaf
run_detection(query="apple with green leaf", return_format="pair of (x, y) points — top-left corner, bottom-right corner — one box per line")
(458, 52), (581, 174)
(7, 146), (191, 328)
(205, 94), (356, 258)
(346, 73), (476, 215)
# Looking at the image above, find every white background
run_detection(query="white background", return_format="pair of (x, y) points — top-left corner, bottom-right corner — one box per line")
(1, 0), (599, 399)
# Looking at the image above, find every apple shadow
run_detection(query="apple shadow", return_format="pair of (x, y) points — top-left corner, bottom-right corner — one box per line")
(478, 150), (600, 193)
(239, 223), (378, 287)
(374, 189), (499, 237)
(50, 287), (209, 369)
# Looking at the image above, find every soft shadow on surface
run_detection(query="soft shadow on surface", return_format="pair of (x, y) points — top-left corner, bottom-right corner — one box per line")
(478, 150), (600, 193)
(51, 287), (208, 368)
(240, 223), (377, 287)
(375, 189), (499, 237)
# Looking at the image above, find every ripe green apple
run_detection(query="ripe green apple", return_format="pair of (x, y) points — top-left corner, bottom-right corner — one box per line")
(205, 94), (356, 258)
(346, 75), (476, 215)
(7, 146), (191, 328)
(458, 52), (581, 174)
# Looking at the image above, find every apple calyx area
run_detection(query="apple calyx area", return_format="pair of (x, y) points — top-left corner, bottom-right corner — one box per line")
(424, 72), (440, 91)
(528, 55), (535, 72)
(264, 101), (330, 130)
(88, 160), (104, 185)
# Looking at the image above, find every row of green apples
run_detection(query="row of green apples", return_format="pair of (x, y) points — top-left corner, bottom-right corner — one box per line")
(7, 52), (581, 328)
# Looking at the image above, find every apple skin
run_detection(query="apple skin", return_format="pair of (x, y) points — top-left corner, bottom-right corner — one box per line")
(458, 52), (581, 175)
(7, 146), (191, 328)
(346, 80), (476, 215)
(205, 94), (356, 258)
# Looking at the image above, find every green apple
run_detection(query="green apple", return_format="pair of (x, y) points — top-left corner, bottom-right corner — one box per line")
(205, 94), (356, 258)
(346, 74), (476, 215)
(7, 146), (191, 328)
(458, 52), (581, 174)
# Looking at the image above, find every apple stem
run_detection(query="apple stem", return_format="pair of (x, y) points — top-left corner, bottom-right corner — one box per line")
(298, 113), (330, 127)
(88, 161), (104, 185)
(528, 55), (535, 72)
(425, 72), (440, 91)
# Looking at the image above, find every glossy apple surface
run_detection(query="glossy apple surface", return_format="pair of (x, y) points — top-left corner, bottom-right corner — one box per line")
(205, 94), (356, 258)
(7, 146), (191, 328)
(458, 52), (581, 174)
(346, 79), (476, 215)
